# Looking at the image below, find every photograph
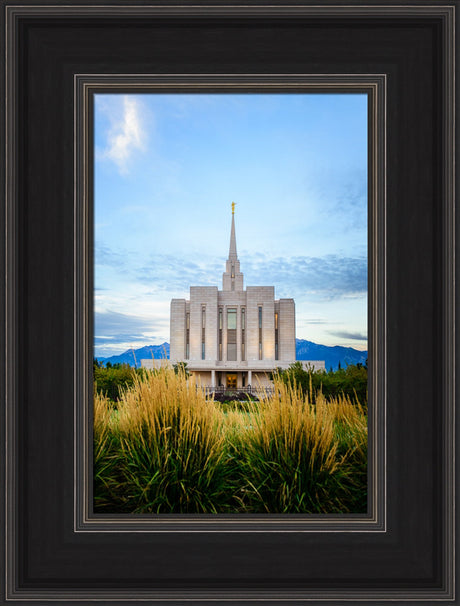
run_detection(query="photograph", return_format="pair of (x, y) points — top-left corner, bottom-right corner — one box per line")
(92, 93), (369, 514)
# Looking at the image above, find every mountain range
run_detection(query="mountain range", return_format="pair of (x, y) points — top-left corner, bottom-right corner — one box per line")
(97, 340), (367, 371)
(295, 340), (367, 370)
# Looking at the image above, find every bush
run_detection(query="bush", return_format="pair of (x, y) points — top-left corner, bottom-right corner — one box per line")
(276, 361), (368, 407)
(93, 361), (136, 402)
(93, 361), (153, 402)
(212, 390), (259, 404)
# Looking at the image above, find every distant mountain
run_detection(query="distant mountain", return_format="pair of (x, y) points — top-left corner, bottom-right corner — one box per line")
(295, 339), (367, 371)
(97, 339), (366, 372)
(98, 343), (170, 367)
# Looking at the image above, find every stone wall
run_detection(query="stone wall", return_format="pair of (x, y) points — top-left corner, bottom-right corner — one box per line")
(279, 298), (296, 362)
(170, 299), (186, 362)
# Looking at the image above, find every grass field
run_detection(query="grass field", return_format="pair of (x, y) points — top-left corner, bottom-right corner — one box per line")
(94, 366), (367, 514)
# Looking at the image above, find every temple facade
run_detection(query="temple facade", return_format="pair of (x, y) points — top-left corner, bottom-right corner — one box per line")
(159, 204), (324, 388)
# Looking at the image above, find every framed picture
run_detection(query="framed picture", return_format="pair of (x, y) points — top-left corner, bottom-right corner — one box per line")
(2, 2), (456, 604)
(84, 76), (381, 528)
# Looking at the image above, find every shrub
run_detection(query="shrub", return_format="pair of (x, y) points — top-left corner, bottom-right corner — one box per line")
(93, 362), (137, 402)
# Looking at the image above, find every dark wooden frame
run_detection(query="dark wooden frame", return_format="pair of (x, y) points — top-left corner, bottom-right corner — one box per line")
(1, 2), (457, 604)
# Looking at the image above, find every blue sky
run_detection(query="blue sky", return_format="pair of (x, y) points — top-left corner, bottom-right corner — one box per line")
(94, 93), (368, 358)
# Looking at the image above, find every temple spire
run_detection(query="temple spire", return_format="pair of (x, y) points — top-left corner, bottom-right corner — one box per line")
(229, 202), (237, 260)
(223, 202), (243, 291)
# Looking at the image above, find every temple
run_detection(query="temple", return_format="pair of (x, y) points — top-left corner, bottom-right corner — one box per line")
(154, 204), (324, 389)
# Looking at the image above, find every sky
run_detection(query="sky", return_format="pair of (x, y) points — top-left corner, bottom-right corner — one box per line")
(94, 93), (368, 358)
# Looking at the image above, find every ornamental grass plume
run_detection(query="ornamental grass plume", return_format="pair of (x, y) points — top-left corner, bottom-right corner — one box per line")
(233, 375), (367, 513)
(94, 365), (237, 513)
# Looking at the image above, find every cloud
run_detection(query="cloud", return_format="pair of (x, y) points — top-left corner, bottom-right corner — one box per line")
(99, 96), (147, 174)
(95, 244), (129, 268)
(136, 251), (367, 301)
(96, 242), (367, 303)
(243, 253), (367, 300)
(95, 310), (157, 343)
(329, 330), (367, 341)
(333, 176), (368, 230)
(299, 318), (330, 325)
(135, 254), (223, 293)
(305, 168), (367, 232)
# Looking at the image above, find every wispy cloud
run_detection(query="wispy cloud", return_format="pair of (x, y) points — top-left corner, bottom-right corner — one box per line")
(300, 318), (330, 325)
(305, 168), (367, 234)
(95, 310), (158, 342)
(135, 255), (223, 293)
(95, 244), (367, 303)
(95, 244), (129, 268)
(143, 252), (367, 301)
(98, 96), (147, 175)
(329, 330), (367, 341)
(243, 253), (367, 300)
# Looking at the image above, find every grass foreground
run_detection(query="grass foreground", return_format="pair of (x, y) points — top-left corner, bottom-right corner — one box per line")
(94, 366), (367, 514)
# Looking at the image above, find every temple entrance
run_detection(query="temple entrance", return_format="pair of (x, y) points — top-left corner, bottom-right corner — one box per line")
(226, 374), (237, 389)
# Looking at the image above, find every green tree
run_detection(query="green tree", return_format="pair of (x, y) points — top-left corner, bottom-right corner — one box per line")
(276, 362), (367, 406)
(93, 362), (137, 402)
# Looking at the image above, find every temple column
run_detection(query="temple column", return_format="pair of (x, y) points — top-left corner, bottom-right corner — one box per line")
(211, 369), (216, 387)
(248, 370), (252, 386)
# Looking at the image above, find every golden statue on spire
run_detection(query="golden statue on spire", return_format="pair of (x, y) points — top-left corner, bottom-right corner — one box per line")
(232, 201), (236, 214)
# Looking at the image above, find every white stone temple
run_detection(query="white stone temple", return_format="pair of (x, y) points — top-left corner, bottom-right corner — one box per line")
(142, 203), (324, 389)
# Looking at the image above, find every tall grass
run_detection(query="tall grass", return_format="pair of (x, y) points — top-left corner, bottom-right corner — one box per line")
(94, 367), (367, 514)
(94, 366), (237, 513)
(229, 379), (367, 513)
